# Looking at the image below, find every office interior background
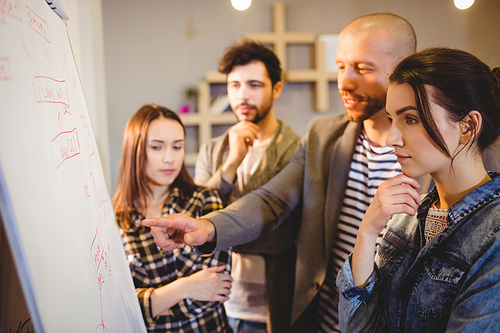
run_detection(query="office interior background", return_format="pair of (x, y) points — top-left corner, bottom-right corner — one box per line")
(67, 0), (500, 192)
(1, 1), (500, 330)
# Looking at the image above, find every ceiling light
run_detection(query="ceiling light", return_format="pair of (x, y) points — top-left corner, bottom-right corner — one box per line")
(454, 0), (475, 10)
(231, 0), (252, 11)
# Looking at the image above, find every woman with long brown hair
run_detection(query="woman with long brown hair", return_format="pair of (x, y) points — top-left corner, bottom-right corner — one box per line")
(113, 104), (232, 332)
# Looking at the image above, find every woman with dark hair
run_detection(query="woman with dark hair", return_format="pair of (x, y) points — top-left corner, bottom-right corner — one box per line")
(337, 47), (500, 332)
(113, 104), (232, 332)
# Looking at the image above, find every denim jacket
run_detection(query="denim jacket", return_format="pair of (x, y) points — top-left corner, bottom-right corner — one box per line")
(337, 173), (500, 333)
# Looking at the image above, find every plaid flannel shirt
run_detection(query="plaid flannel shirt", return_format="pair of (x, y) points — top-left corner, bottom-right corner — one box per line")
(120, 187), (232, 332)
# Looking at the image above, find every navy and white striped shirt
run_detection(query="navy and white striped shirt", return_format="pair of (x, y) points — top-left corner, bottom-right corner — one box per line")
(317, 130), (401, 332)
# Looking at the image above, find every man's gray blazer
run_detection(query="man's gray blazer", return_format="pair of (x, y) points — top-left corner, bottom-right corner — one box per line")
(202, 112), (500, 330)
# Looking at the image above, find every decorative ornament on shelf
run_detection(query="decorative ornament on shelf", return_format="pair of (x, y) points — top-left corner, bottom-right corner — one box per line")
(179, 86), (198, 114)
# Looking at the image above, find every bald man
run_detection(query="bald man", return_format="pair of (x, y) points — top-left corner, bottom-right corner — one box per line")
(145, 13), (420, 332)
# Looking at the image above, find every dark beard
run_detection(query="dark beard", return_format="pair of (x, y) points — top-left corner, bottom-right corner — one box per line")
(250, 97), (273, 124)
(363, 94), (387, 120)
(347, 93), (386, 122)
(251, 106), (270, 124)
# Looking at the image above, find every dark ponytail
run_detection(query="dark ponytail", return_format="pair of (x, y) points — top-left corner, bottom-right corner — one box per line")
(492, 67), (500, 90)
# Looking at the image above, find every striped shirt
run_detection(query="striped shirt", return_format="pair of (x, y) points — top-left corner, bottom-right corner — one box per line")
(317, 130), (401, 332)
(120, 187), (231, 333)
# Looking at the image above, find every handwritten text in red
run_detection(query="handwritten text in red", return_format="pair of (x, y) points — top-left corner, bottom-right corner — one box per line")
(50, 128), (81, 169)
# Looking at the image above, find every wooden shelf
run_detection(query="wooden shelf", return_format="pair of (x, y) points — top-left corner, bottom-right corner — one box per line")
(181, 2), (339, 168)
(185, 153), (198, 166)
(180, 77), (237, 168)
(181, 112), (236, 126)
(286, 41), (338, 110)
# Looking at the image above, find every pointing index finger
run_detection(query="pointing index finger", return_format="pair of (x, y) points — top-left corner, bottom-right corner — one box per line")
(142, 214), (185, 229)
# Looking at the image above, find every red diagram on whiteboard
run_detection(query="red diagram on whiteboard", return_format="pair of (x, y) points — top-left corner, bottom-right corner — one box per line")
(33, 76), (69, 108)
(25, 6), (50, 43)
(0, 57), (12, 81)
(84, 170), (111, 225)
(0, 0), (22, 21)
(85, 153), (112, 226)
(50, 127), (81, 169)
(90, 228), (112, 293)
(90, 227), (110, 332)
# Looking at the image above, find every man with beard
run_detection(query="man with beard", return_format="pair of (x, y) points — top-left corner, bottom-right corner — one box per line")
(194, 40), (301, 333)
(145, 13), (500, 332)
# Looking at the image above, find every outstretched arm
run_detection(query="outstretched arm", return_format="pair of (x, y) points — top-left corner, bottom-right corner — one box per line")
(142, 214), (216, 251)
(146, 135), (307, 252)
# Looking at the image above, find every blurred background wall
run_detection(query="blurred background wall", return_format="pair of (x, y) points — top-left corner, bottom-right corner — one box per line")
(65, 0), (500, 191)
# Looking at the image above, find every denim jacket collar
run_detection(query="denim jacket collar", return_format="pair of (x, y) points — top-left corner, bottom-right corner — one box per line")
(417, 172), (500, 248)
(448, 172), (500, 221)
(420, 172), (500, 220)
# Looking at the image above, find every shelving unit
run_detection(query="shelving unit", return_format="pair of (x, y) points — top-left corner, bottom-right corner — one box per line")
(286, 40), (338, 110)
(181, 2), (338, 169)
(244, 2), (315, 72)
(182, 71), (237, 166)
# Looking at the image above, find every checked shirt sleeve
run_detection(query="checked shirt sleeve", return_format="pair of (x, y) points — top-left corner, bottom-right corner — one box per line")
(121, 187), (231, 331)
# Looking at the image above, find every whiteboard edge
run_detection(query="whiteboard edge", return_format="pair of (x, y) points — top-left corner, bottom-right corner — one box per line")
(0, 162), (45, 333)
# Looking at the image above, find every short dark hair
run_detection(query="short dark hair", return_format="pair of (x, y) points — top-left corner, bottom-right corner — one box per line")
(390, 47), (500, 157)
(218, 39), (282, 86)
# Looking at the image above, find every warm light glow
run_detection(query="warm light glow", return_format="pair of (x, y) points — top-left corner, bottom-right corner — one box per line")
(231, 0), (252, 11)
(454, 0), (475, 10)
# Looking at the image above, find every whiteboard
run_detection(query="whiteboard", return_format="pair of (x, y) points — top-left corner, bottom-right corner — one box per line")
(0, 1), (146, 332)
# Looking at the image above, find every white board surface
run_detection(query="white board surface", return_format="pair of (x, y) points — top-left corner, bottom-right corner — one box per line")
(0, 1), (146, 332)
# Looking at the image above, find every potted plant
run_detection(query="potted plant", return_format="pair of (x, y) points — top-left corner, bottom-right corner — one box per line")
(180, 86), (198, 114)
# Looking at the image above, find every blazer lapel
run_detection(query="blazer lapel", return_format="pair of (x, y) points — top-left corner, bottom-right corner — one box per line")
(324, 121), (361, 258)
